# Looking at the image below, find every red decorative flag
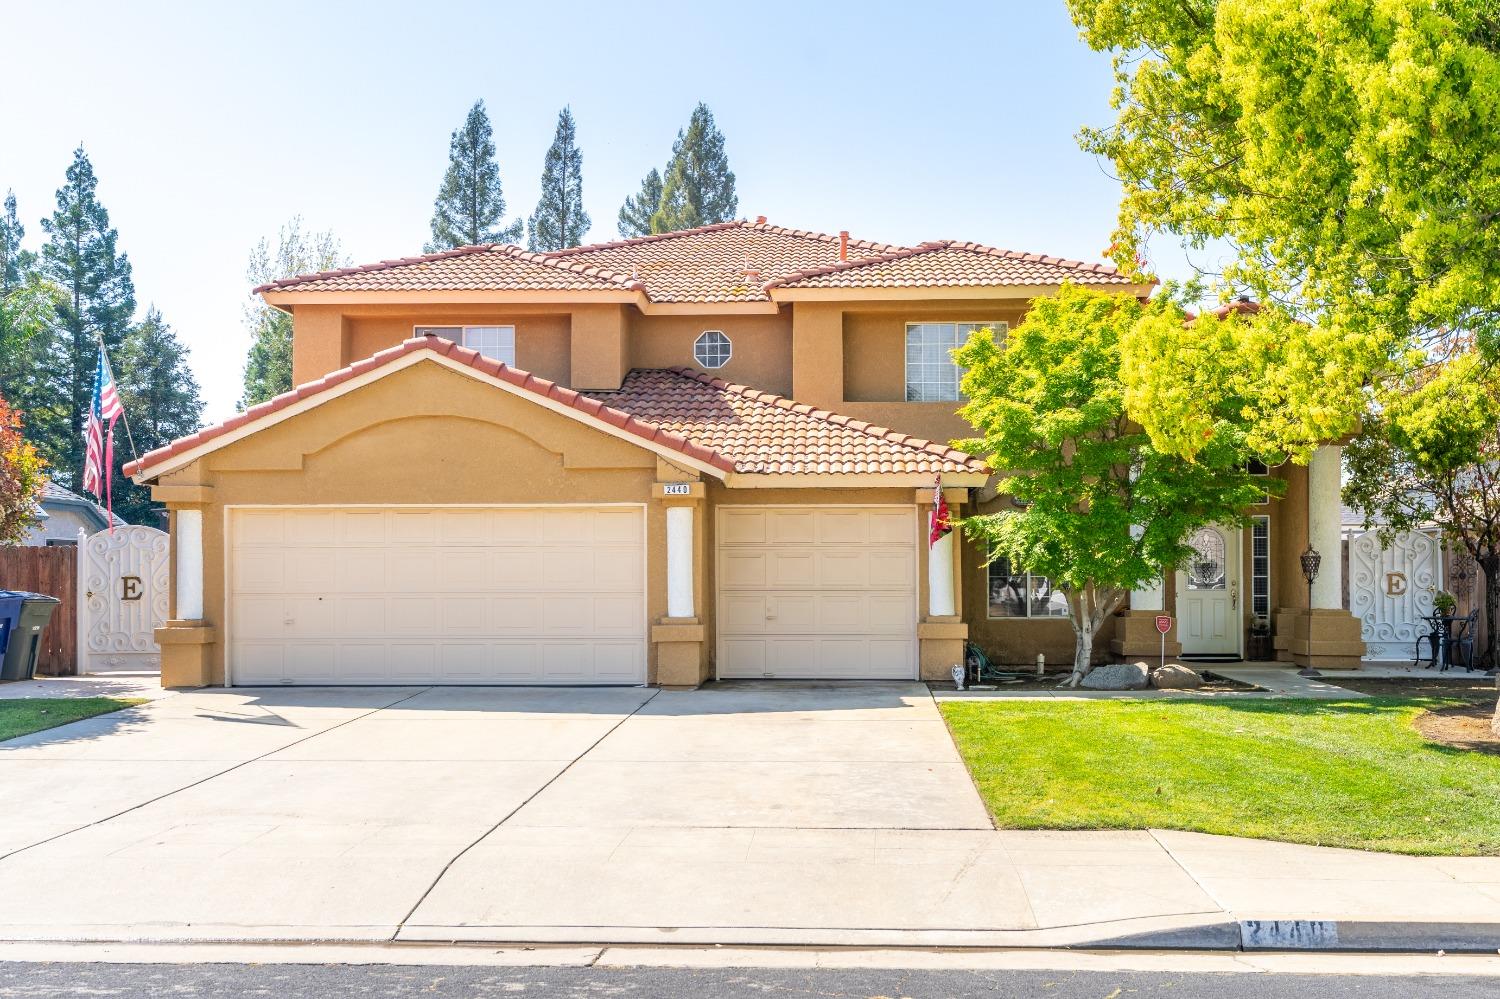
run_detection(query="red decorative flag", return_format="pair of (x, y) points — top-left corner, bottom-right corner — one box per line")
(82, 347), (123, 530)
(929, 476), (952, 548)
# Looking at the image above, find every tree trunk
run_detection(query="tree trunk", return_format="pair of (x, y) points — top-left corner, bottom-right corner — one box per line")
(1060, 584), (1127, 687)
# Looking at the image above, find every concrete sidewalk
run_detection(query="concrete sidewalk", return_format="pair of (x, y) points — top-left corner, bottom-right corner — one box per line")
(0, 683), (1495, 951)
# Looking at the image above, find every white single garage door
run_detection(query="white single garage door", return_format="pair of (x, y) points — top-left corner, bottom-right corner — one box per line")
(229, 506), (646, 685)
(717, 506), (917, 679)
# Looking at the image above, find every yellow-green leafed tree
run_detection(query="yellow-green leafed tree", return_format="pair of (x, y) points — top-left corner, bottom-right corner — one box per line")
(0, 395), (45, 546)
(1068, 0), (1500, 461)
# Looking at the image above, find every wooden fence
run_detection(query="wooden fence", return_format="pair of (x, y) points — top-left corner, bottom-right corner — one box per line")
(0, 546), (76, 675)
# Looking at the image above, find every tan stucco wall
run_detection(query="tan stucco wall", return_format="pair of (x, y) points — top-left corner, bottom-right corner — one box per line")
(343, 313), (573, 387)
(157, 359), (665, 686)
(628, 311), (794, 397)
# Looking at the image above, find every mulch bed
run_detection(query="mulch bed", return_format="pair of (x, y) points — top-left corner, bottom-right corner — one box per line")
(1328, 676), (1500, 755)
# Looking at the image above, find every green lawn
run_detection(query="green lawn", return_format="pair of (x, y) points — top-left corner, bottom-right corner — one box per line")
(939, 696), (1500, 855)
(0, 698), (146, 742)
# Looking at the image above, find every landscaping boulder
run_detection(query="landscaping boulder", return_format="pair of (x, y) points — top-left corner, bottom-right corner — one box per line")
(1080, 662), (1151, 690)
(1151, 663), (1205, 689)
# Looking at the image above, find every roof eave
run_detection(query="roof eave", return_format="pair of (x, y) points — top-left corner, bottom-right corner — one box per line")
(768, 283), (1155, 302)
(260, 288), (649, 308)
(724, 471), (989, 489)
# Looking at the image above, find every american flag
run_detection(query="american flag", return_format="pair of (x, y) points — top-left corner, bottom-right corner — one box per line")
(929, 476), (952, 548)
(82, 347), (123, 517)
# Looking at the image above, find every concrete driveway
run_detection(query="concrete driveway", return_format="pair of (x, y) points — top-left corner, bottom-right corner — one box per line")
(0, 681), (1052, 944)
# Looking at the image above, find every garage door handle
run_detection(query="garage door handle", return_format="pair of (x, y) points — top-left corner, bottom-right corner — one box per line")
(766, 598), (776, 621)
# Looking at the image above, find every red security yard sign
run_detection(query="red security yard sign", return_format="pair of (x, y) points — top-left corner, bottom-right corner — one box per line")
(1155, 615), (1172, 670)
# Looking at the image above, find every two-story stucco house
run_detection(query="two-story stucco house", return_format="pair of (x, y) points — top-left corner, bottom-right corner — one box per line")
(126, 219), (1363, 688)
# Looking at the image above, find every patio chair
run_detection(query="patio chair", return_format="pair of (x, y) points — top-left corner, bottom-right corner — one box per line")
(1414, 610), (1479, 671)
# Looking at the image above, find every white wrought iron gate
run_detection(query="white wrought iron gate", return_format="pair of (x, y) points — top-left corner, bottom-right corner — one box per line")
(1349, 528), (1442, 661)
(77, 525), (170, 672)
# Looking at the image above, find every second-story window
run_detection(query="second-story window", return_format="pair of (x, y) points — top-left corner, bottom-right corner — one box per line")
(693, 330), (732, 369)
(904, 322), (1006, 402)
(415, 325), (516, 366)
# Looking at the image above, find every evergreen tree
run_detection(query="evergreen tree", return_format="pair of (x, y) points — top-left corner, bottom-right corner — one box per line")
(242, 218), (346, 407)
(617, 168), (663, 239)
(426, 100), (525, 251)
(649, 103), (738, 234)
(112, 307), (204, 524)
(527, 107), (590, 252)
(1, 191), (36, 294)
(39, 146), (136, 491)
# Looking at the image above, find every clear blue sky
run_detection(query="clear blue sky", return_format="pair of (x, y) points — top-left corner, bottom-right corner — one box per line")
(2, 1), (1210, 422)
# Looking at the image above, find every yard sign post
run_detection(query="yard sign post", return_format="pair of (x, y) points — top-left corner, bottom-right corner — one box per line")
(1155, 615), (1172, 671)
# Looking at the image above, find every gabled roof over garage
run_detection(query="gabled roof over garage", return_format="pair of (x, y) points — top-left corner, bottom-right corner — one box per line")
(125, 337), (988, 487)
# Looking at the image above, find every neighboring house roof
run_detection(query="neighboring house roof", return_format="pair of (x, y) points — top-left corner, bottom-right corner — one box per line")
(255, 220), (1137, 304)
(765, 240), (1132, 290)
(36, 480), (126, 530)
(124, 337), (986, 484)
(598, 368), (985, 476)
(253, 244), (645, 294)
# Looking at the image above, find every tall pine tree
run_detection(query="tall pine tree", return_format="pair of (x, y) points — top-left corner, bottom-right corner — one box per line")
(650, 103), (738, 234)
(426, 100), (525, 251)
(527, 107), (590, 252)
(1, 191), (35, 294)
(0, 190), (67, 461)
(617, 168), (663, 239)
(39, 146), (136, 490)
(112, 307), (203, 524)
(242, 218), (347, 407)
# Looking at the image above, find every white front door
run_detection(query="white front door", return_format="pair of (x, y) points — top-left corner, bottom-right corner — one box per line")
(716, 506), (918, 679)
(79, 525), (170, 673)
(1176, 524), (1242, 657)
(228, 506), (646, 685)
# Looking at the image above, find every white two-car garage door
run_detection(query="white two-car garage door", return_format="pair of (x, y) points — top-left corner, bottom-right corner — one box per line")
(229, 506), (646, 685)
(717, 506), (917, 679)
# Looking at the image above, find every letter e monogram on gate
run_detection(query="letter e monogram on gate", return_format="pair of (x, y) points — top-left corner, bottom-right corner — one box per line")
(120, 575), (143, 601)
(1384, 572), (1407, 597)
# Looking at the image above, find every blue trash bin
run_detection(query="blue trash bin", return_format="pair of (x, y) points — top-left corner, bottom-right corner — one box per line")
(0, 589), (28, 662)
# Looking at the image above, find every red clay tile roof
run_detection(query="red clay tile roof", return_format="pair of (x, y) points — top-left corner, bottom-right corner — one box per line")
(253, 244), (644, 294)
(597, 368), (986, 476)
(125, 337), (984, 480)
(541, 220), (904, 303)
(254, 221), (1132, 302)
(765, 240), (1132, 289)
(124, 337), (730, 479)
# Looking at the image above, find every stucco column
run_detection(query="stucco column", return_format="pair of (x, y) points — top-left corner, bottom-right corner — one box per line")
(928, 531), (956, 617)
(666, 505), (694, 619)
(175, 508), (204, 621)
(1308, 444), (1342, 609)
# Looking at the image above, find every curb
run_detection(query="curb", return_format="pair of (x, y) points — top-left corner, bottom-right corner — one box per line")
(1239, 919), (1500, 953)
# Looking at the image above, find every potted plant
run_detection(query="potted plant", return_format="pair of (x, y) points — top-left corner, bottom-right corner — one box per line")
(1433, 591), (1457, 615)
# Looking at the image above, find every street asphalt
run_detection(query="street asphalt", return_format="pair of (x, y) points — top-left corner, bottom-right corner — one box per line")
(0, 961), (1494, 997)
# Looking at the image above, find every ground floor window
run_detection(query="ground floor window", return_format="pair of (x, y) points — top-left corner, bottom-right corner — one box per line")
(1251, 516), (1270, 617)
(987, 554), (1068, 619)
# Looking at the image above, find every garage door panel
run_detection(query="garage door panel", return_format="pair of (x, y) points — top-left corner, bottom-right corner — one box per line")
(232, 642), (283, 684)
(868, 550), (916, 588)
(388, 551), (439, 591)
(388, 510), (437, 545)
(338, 511), (387, 545)
(819, 551), (866, 587)
(230, 507), (645, 685)
(234, 551), (286, 592)
(769, 551), (816, 587)
(721, 552), (767, 589)
(718, 507), (916, 680)
(336, 551), (387, 592)
(720, 509), (766, 545)
(768, 510), (815, 545)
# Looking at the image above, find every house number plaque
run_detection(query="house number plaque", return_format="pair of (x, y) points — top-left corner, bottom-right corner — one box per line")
(662, 482), (692, 496)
